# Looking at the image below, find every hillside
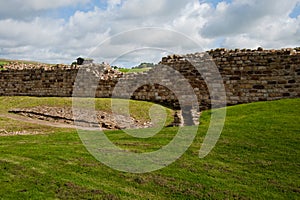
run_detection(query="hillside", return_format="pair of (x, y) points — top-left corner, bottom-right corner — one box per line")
(0, 98), (299, 199)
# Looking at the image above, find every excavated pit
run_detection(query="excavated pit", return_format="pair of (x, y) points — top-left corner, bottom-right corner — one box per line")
(9, 106), (152, 130)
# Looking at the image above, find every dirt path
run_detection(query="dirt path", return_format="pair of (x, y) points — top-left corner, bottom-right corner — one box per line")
(0, 113), (101, 131)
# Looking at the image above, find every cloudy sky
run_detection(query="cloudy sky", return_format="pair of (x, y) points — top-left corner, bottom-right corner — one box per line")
(0, 0), (299, 67)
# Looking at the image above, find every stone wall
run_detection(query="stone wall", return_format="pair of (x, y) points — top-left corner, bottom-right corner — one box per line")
(158, 48), (300, 109)
(112, 48), (300, 109)
(0, 63), (122, 98)
(0, 48), (299, 111)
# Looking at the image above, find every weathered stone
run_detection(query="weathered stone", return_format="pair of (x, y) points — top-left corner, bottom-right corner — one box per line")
(0, 47), (299, 116)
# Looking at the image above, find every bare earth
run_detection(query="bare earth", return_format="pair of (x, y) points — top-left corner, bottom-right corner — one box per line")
(0, 106), (153, 136)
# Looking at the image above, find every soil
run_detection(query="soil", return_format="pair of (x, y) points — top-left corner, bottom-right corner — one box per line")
(7, 106), (152, 131)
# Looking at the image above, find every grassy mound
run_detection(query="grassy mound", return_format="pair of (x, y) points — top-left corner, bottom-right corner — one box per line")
(0, 98), (299, 199)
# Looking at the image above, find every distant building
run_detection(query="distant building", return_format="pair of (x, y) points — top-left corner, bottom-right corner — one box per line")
(76, 57), (94, 65)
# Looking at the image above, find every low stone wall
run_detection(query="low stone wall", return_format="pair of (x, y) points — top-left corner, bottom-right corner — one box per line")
(0, 48), (299, 111)
(0, 63), (122, 98)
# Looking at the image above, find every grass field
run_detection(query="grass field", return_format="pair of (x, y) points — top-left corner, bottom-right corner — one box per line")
(0, 98), (299, 199)
(118, 68), (151, 73)
(0, 59), (50, 66)
(0, 60), (10, 70)
(0, 96), (174, 133)
(0, 61), (9, 66)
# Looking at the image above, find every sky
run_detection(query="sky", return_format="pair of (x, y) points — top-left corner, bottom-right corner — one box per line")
(0, 0), (299, 67)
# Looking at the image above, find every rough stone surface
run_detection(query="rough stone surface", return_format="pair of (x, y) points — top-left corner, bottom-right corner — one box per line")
(0, 129), (40, 136)
(0, 48), (299, 112)
(9, 106), (152, 130)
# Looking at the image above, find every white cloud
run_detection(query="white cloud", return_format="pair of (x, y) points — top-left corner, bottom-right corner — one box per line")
(107, 0), (122, 8)
(0, 0), (90, 20)
(0, 0), (299, 65)
(119, 0), (189, 19)
(170, 1), (214, 48)
(201, 0), (300, 37)
(0, 0), (90, 11)
(0, 18), (63, 47)
(201, 0), (300, 49)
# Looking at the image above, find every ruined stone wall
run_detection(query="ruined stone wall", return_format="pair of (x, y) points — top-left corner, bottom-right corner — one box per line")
(120, 48), (300, 109)
(0, 48), (299, 110)
(0, 64), (122, 98)
(0, 69), (76, 97)
(158, 48), (300, 109)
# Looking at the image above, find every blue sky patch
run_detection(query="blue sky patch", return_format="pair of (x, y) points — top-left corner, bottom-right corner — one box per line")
(289, 2), (300, 18)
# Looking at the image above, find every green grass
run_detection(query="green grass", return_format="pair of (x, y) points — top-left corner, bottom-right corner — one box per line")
(0, 96), (174, 133)
(0, 60), (9, 70)
(0, 61), (9, 66)
(0, 98), (299, 199)
(118, 68), (151, 73)
(0, 59), (51, 65)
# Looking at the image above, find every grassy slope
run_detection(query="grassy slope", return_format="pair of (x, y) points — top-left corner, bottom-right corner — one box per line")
(0, 59), (51, 65)
(118, 68), (151, 73)
(0, 98), (299, 199)
(0, 61), (9, 66)
(0, 96), (174, 133)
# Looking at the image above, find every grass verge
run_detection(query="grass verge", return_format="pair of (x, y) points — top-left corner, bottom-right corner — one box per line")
(0, 98), (299, 199)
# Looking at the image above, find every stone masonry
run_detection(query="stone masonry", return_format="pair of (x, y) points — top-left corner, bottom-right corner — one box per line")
(0, 48), (299, 112)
